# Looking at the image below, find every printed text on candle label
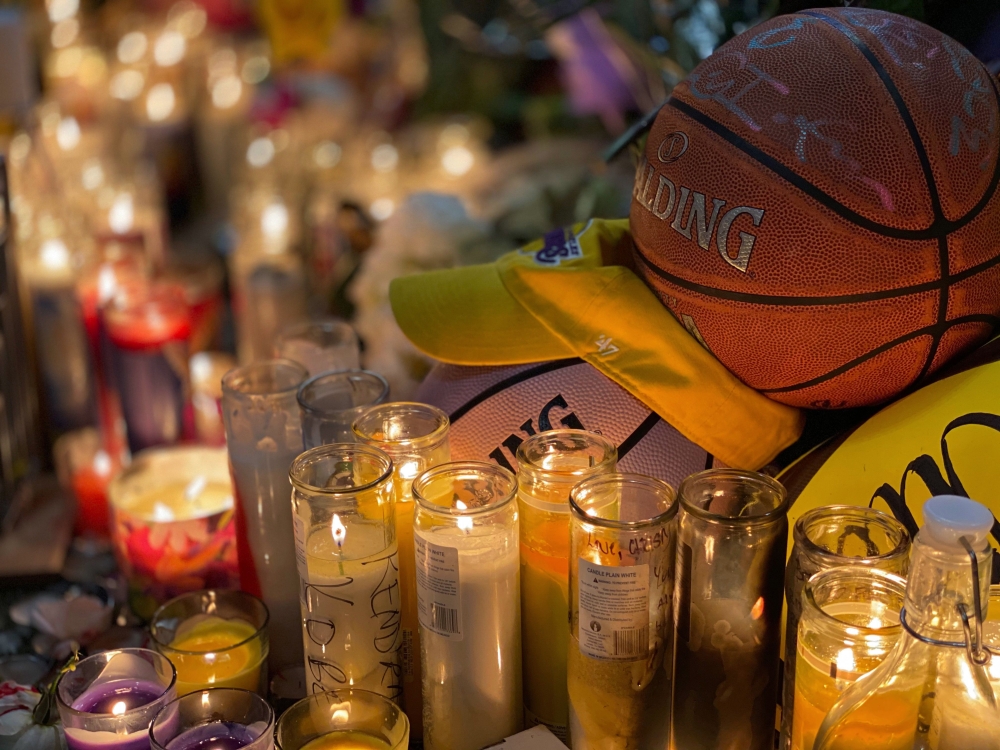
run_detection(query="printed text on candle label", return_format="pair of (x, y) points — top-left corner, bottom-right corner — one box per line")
(292, 514), (308, 579)
(414, 535), (463, 640)
(578, 559), (650, 660)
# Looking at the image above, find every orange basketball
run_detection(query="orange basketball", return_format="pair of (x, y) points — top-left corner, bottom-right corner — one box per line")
(630, 8), (1000, 409)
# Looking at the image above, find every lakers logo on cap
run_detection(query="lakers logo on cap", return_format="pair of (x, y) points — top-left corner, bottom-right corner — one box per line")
(532, 227), (583, 265)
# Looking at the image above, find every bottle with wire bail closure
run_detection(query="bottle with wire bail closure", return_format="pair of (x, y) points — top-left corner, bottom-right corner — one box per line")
(814, 495), (1000, 750)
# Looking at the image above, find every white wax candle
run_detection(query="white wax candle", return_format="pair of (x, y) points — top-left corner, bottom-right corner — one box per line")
(297, 515), (402, 700)
(416, 526), (522, 750)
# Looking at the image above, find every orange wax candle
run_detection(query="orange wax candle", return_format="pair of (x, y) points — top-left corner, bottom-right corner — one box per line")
(299, 734), (391, 750)
(167, 615), (265, 695)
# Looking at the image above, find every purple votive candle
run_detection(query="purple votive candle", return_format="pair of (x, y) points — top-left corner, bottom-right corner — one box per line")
(149, 690), (274, 750)
(58, 649), (177, 750)
(164, 722), (258, 750)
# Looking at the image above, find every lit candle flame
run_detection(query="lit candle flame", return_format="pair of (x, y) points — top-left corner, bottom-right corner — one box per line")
(331, 514), (347, 548)
(455, 500), (473, 534)
(111, 701), (127, 716)
(836, 647), (856, 676)
(750, 596), (765, 620)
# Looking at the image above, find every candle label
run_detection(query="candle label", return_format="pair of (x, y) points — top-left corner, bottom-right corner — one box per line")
(577, 559), (650, 660)
(414, 536), (463, 640)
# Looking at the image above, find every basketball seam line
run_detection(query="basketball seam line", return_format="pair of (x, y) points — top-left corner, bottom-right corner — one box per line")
(632, 240), (1000, 306)
(804, 10), (950, 390)
(446, 358), (584, 423)
(616, 412), (662, 460)
(758, 313), (999, 393)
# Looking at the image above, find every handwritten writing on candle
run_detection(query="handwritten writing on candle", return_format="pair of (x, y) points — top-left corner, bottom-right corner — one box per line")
(586, 528), (670, 560)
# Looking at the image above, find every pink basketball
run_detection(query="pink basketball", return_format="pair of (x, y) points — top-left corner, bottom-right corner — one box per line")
(416, 359), (714, 486)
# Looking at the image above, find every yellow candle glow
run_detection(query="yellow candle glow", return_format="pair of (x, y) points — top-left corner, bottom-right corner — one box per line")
(299, 732), (390, 750)
(167, 615), (265, 695)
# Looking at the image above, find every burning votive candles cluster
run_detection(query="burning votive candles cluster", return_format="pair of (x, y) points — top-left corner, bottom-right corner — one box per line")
(275, 690), (409, 750)
(109, 446), (238, 620)
(412, 462), (522, 750)
(149, 689), (274, 750)
(57, 649), (177, 750)
(150, 590), (270, 697)
(289, 445), (401, 699)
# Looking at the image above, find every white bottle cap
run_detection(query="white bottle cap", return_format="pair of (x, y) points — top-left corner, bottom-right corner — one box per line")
(921, 495), (994, 549)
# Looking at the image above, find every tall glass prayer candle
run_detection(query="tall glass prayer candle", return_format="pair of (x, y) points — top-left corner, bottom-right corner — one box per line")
(150, 590), (270, 697)
(672, 469), (788, 750)
(275, 690), (409, 750)
(190, 353), (236, 447)
(150, 689), (274, 750)
(298, 371), (390, 449)
(413, 462), (522, 750)
(163, 257), (225, 353)
(276, 320), (361, 377)
(57, 648), (177, 750)
(103, 281), (194, 454)
(289, 445), (401, 700)
(231, 253), (309, 364)
(516, 430), (617, 743)
(353, 403), (450, 738)
(222, 360), (309, 677)
(109, 447), (238, 620)
(54, 428), (117, 538)
(984, 586), (1000, 695)
(781, 506), (910, 747)
(568, 474), (677, 750)
(791, 567), (905, 750)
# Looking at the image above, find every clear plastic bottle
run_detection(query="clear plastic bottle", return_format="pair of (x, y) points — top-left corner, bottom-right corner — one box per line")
(814, 495), (1000, 750)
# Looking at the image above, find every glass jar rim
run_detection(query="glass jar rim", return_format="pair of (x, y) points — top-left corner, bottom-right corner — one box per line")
(148, 590), (269, 656)
(569, 473), (678, 530)
(515, 429), (617, 480)
(289, 443), (393, 495)
(275, 688), (409, 750)
(56, 648), (177, 718)
(296, 370), (390, 416)
(794, 504), (911, 565)
(678, 468), (788, 524)
(150, 688), (274, 750)
(222, 359), (309, 398)
(803, 565), (907, 637)
(278, 319), (358, 346)
(352, 402), (449, 450)
(412, 461), (517, 517)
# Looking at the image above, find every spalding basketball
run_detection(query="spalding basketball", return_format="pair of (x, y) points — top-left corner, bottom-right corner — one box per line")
(630, 8), (1000, 409)
(415, 359), (715, 484)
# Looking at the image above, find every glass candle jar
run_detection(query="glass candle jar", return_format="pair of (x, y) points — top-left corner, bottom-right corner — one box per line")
(57, 648), (177, 750)
(298, 371), (390, 449)
(109, 446), (238, 620)
(672, 469), (789, 750)
(782, 506), (910, 746)
(984, 586), (1000, 695)
(275, 690), (409, 750)
(150, 688), (274, 750)
(568, 474), (677, 750)
(791, 567), (906, 750)
(222, 359), (308, 677)
(289, 444), (401, 700)
(353, 403), (450, 741)
(412, 462), (522, 750)
(516, 429), (617, 743)
(275, 319), (361, 377)
(150, 590), (270, 697)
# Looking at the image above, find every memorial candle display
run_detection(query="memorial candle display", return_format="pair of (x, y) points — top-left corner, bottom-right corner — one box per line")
(353, 402), (450, 739)
(149, 688), (274, 750)
(150, 590), (270, 696)
(276, 319), (361, 376)
(781, 506), (910, 746)
(57, 648), (177, 750)
(109, 446), (238, 620)
(102, 280), (194, 454)
(275, 690), (409, 750)
(515, 430), (617, 742)
(672, 469), (788, 750)
(222, 360), (309, 677)
(791, 567), (905, 750)
(298, 371), (390, 449)
(289, 444), (401, 699)
(412, 462), (522, 750)
(567, 474), (677, 750)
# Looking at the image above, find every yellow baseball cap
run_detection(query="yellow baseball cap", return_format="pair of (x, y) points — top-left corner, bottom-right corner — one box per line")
(390, 218), (804, 469)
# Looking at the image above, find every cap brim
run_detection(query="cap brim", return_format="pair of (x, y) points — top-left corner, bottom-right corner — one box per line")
(390, 264), (575, 365)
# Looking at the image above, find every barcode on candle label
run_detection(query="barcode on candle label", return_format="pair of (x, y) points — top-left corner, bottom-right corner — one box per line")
(577, 558), (650, 660)
(293, 513), (308, 579)
(414, 534), (464, 640)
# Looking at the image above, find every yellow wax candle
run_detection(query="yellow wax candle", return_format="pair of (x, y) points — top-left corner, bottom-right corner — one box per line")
(299, 732), (391, 750)
(167, 615), (265, 695)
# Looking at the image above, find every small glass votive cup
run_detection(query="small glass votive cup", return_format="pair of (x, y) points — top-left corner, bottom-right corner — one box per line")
(150, 688), (274, 750)
(275, 690), (410, 750)
(57, 648), (177, 750)
(275, 319), (361, 377)
(149, 590), (270, 697)
(297, 370), (390, 448)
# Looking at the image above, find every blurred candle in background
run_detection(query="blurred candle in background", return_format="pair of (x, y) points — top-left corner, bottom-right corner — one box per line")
(275, 319), (360, 377)
(189, 351), (236, 446)
(109, 446), (238, 620)
(297, 370), (389, 448)
(54, 427), (117, 539)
